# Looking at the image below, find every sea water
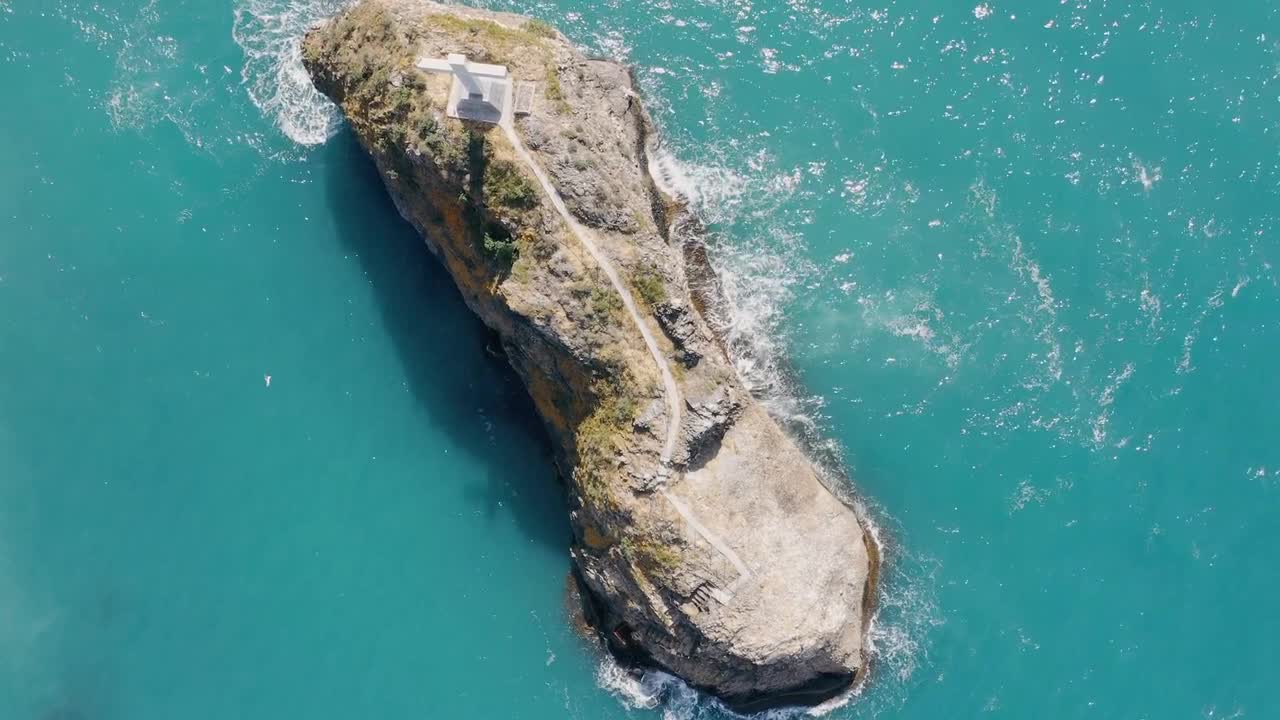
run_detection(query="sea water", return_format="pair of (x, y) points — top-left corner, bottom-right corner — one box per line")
(2, 1), (1277, 718)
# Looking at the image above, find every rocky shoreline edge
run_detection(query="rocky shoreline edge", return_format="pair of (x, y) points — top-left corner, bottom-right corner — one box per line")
(625, 83), (885, 712)
(303, 1), (882, 711)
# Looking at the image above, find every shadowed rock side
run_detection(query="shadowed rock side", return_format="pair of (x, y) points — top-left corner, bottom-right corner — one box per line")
(303, 0), (874, 710)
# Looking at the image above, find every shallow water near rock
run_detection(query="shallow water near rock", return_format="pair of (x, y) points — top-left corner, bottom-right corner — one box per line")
(2, 1), (1278, 719)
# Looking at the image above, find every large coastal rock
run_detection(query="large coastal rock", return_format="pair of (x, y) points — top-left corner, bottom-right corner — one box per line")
(303, 1), (875, 710)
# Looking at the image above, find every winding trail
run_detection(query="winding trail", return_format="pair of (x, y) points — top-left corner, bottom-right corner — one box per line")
(499, 118), (683, 465)
(500, 113), (753, 597)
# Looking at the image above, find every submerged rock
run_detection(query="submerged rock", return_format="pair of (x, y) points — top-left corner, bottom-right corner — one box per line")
(303, 1), (875, 710)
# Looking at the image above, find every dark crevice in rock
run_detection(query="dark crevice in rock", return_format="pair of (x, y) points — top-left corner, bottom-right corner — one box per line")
(653, 300), (704, 369)
(305, 1), (875, 710)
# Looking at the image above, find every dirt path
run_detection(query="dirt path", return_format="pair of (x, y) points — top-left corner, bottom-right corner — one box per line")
(501, 117), (753, 597)
(499, 120), (683, 466)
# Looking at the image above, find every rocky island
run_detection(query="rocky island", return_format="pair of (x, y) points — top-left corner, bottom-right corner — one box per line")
(303, 1), (877, 711)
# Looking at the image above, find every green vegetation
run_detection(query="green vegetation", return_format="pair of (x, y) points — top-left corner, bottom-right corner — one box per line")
(302, 3), (476, 174)
(482, 233), (518, 268)
(510, 254), (532, 283)
(419, 13), (567, 113)
(408, 110), (467, 172)
(574, 378), (641, 509)
(508, 228), (553, 283)
(622, 535), (681, 576)
(483, 157), (538, 209)
(425, 14), (551, 64)
(350, 63), (392, 111)
(390, 83), (415, 114)
(589, 285), (624, 322)
(568, 275), (624, 341)
(544, 65), (571, 114)
(304, 3), (398, 109)
(632, 270), (667, 308)
(523, 19), (558, 39)
(471, 140), (539, 273)
(544, 65), (564, 101)
(303, 3), (395, 74)
(524, 227), (559, 261)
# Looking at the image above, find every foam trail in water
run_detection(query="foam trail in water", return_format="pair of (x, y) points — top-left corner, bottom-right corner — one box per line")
(232, 0), (353, 145)
(639, 145), (943, 717)
(651, 145), (829, 447)
(649, 147), (750, 220)
(599, 653), (832, 720)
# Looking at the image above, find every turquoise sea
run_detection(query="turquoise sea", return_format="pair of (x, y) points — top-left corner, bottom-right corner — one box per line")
(3, 0), (1278, 718)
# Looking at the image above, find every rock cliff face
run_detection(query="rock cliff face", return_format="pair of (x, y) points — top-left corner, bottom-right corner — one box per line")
(303, 1), (875, 710)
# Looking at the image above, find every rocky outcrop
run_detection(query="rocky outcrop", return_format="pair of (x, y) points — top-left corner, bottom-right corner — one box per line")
(303, 1), (875, 711)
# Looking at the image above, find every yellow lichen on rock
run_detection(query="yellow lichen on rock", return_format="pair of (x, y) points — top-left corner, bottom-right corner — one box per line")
(304, 2), (875, 712)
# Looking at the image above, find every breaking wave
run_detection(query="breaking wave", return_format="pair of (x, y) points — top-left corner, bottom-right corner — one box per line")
(637, 143), (943, 717)
(232, 0), (940, 711)
(231, 0), (353, 145)
(650, 144), (854, 470)
(597, 653), (846, 720)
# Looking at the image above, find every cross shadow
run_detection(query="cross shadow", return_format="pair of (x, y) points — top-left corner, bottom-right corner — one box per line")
(319, 130), (570, 552)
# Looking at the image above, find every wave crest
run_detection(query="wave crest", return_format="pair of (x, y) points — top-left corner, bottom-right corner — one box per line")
(231, 0), (352, 145)
(638, 143), (942, 716)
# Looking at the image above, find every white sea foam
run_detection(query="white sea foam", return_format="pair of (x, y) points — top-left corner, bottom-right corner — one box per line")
(1009, 479), (1051, 513)
(854, 291), (967, 371)
(104, 0), (173, 133)
(1090, 361), (1135, 447)
(648, 146), (751, 222)
(596, 658), (706, 718)
(598, 651), (866, 720)
(648, 144), (819, 425)
(637, 141), (942, 717)
(1139, 282), (1163, 328)
(232, 0), (352, 145)
(1175, 286), (1227, 379)
(96, 0), (276, 154)
(224, 1), (939, 707)
(1131, 157), (1163, 192)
